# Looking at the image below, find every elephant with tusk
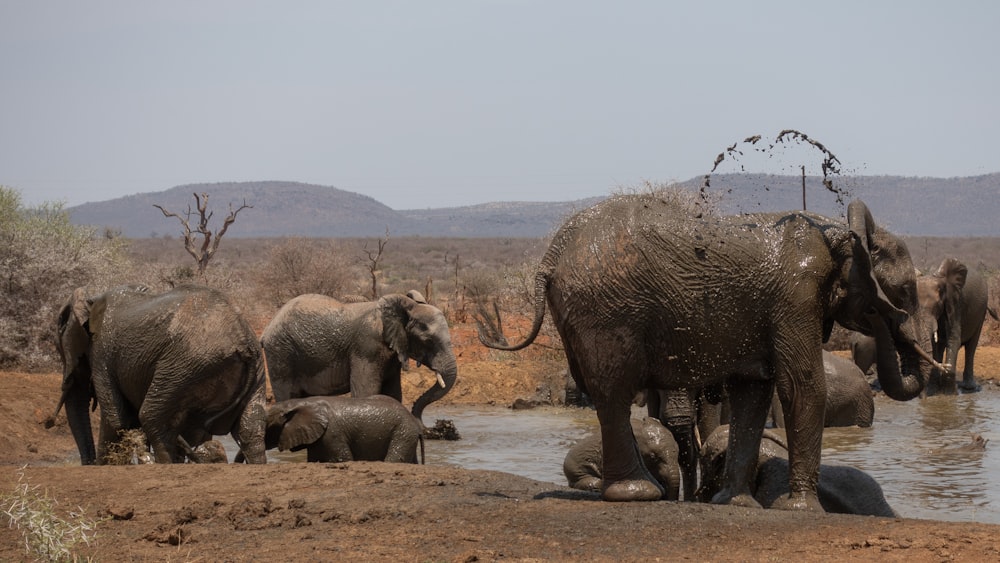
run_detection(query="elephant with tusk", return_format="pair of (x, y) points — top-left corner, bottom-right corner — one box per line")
(262, 293), (458, 423)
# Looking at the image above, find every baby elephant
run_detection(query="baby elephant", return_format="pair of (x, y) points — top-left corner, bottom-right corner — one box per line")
(698, 425), (897, 517)
(564, 417), (682, 500)
(265, 395), (424, 464)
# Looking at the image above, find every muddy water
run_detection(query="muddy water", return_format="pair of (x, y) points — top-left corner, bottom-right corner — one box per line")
(422, 390), (1000, 524)
(224, 389), (1000, 524)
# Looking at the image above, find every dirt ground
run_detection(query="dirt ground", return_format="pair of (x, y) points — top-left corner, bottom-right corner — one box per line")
(4, 333), (1000, 561)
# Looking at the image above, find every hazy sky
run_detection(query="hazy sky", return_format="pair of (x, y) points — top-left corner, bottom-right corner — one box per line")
(3, 1), (998, 210)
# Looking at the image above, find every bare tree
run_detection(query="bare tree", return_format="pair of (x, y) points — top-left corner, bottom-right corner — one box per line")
(154, 192), (251, 277)
(363, 227), (390, 299)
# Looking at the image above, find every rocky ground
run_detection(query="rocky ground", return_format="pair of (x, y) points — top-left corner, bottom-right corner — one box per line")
(3, 339), (1000, 561)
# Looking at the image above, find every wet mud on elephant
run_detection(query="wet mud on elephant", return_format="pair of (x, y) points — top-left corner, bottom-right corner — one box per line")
(262, 293), (458, 423)
(263, 395), (424, 463)
(55, 284), (267, 465)
(481, 192), (936, 509)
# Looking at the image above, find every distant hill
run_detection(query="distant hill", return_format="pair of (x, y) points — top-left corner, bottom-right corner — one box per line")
(68, 174), (1000, 238)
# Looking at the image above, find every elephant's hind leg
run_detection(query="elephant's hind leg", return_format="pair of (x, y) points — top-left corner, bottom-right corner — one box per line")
(597, 398), (664, 502)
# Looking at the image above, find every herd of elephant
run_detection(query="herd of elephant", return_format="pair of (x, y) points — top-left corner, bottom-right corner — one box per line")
(55, 285), (456, 466)
(54, 192), (995, 516)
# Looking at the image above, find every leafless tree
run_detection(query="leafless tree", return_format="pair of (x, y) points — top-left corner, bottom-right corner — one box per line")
(154, 192), (251, 277)
(363, 228), (390, 299)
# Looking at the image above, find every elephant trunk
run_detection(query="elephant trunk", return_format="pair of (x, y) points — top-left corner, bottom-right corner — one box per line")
(62, 371), (97, 465)
(869, 312), (929, 401)
(411, 355), (457, 423)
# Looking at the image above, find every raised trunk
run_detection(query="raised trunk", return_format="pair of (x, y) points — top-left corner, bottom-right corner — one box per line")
(869, 314), (927, 401)
(411, 355), (458, 423)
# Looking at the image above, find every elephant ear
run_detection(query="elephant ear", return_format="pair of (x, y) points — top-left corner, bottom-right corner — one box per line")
(846, 201), (907, 325)
(68, 288), (93, 331)
(379, 294), (415, 364)
(278, 402), (330, 452)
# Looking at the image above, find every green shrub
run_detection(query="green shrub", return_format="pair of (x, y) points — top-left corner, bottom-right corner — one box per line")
(0, 186), (131, 371)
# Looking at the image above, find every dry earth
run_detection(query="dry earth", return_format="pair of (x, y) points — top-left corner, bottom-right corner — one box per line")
(3, 329), (1000, 561)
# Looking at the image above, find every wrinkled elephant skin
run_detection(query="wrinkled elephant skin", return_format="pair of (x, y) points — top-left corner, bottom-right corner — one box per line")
(481, 193), (930, 507)
(262, 293), (458, 422)
(265, 395), (424, 463)
(55, 284), (267, 465)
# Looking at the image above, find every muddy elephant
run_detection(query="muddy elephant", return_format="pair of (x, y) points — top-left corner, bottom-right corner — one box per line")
(770, 351), (874, 428)
(481, 193), (935, 508)
(262, 293), (458, 423)
(698, 425), (897, 517)
(916, 258), (999, 395)
(264, 395), (424, 463)
(55, 285), (267, 465)
(563, 418), (682, 500)
(640, 386), (725, 501)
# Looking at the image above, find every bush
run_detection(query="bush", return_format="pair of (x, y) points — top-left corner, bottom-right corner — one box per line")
(255, 238), (362, 308)
(0, 187), (132, 371)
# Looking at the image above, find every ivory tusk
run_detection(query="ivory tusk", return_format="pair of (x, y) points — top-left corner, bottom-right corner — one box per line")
(911, 342), (949, 373)
(436, 372), (447, 388)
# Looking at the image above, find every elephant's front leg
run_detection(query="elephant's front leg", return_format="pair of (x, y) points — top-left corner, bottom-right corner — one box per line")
(597, 397), (663, 502)
(713, 378), (772, 508)
(771, 369), (825, 511)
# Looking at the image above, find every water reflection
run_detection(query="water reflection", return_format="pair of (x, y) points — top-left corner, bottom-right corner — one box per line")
(220, 389), (1000, 524)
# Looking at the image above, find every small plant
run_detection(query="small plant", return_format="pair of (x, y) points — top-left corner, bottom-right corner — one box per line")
(2, 466), (101, 561)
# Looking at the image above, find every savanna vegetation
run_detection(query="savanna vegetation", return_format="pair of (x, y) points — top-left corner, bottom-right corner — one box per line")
(5, 184), (1000, 374)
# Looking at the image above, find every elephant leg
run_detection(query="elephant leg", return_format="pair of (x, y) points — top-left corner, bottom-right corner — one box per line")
(313, 434), (354, 463)
(713, 378), (772, 508)
(772, 371), (825, 511)
(596, 396), (663, 501)
(660, 388), (697, 502)
(384, 428), (420, 463)
(350, 359), (389, 398)
(959, 336), (983, 392)
(232, 383), (267, 464)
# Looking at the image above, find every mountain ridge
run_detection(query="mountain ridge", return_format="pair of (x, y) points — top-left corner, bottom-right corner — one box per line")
(67, 174), (1000, 238)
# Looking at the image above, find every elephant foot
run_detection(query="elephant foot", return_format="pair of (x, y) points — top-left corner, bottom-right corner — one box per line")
(601, 478), (664, 502)
(958, 380), (982, 393)
(769, 491), (824, 512)
(711, 489), (762, 509)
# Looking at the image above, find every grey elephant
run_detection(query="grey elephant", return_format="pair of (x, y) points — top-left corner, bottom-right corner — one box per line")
(55, 285), (267, 465)
(264, 395), (424, 463)
(563, 417), (682, 500)
(640, 386), (725, 501)
(698, 425), (897, 517)
(262, 293), (458, 422)
(481, 193), (936, 508)
(770, 351), (874, 428)
(916, 258), (998, 394)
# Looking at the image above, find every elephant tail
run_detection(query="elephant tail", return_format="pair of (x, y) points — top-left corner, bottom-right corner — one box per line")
(478, 267), (551, 352)
(418, 434), (425, 465)
(988, 305), (999, 322)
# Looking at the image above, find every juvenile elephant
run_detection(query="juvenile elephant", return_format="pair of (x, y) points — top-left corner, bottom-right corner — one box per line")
(698, 425), (897, 517)
(481, 193), (936, 508)
(264, 395), (424, 463)
(770, 351), (874, 428)
(916, 258), (999, 394)
(563, 417), (682, 500)
(262, 293), (457, 423)
(55, 285), (267, 465)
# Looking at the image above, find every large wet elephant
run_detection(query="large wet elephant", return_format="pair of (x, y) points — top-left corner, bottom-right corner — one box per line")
(770, 351), (874, 428)
(55, 285), (267, 465)
(263, 395), (424, 463)
(563, 417), (682, 499)
(262, 293), (458, 422)
(481, 193), (935, 508)
(698, 425), (897, 517)
(916, 258), (999, 395)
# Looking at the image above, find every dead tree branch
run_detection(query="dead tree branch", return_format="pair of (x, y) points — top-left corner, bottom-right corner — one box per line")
(154, 192), (251, 277)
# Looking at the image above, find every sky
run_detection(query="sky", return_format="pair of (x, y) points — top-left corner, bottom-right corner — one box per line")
(3, 1), (998, 210)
